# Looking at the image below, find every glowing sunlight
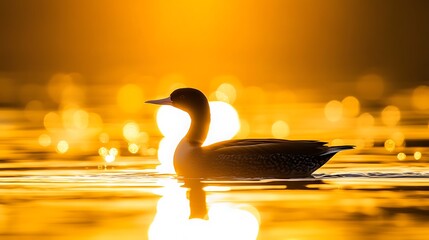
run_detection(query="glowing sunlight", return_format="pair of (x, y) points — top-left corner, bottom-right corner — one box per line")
(157, 106), (191, 140)
(203, 101), (240, 146)
(155, 102), (240, 173)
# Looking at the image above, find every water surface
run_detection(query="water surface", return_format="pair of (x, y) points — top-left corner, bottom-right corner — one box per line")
(1, 150), (429, 240)
(1, 101), (429, 240)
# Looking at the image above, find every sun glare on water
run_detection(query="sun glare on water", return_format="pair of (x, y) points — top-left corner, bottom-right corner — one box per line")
(148, 180), (260, 240)
(156, 102), (240, 173)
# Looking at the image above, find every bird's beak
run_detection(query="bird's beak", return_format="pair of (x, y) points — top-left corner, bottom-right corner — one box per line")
(145, 97), (173, 105)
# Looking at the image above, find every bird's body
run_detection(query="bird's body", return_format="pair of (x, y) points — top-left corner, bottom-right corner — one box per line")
(146, 88), (354, 179)
(175, 138), (352, 178)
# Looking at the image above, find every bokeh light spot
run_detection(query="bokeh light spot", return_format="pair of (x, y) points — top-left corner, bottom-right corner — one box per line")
(38, 134), (52, 147)
(98, 147), (108, 157)
(411, 85), (429, 110)
(109, 148), (119, 156)
(61, 108), (90, 130)
(342, 96), (360, 117)
(324, 100), (343, 122)
(99, 147), (118, 163)
(357, 113), (375, 128)
(414, 151), (422, 160)
(56, 140), (69, 154)
(104, 154), (116, 163)
(381, 105), (401, 127)
(123, 121), (140, 142)
(44, 111), (62, 131)
(72, 109), (89, 129)
(384, 139), (395, 152)
(271, 120), (290, 139)
(128, 143), (140, 154)
(215, 83), (237, 103)
(98, 147), (119, 163)
(397, 152), (406, 161)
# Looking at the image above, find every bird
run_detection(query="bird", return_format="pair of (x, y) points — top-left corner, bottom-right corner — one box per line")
(146, 88), (354, 179)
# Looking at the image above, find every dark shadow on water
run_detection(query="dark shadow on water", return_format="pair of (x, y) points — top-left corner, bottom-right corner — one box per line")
(182, 177), (325, 219)
(184, 179), (208, 219)
(182, 176), (325, 189)
(206, 178), (325, 190)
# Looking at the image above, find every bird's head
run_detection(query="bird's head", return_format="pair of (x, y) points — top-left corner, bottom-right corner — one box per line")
(145, 88), (209, 116)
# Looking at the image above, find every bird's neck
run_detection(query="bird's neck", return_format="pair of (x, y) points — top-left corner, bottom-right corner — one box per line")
(185, 106), (210, 146)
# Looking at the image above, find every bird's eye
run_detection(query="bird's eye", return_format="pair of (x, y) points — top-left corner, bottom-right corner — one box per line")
(179, 95), (186, 100)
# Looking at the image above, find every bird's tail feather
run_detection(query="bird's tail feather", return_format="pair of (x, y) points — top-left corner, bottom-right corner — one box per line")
(320, 145), (355, 156)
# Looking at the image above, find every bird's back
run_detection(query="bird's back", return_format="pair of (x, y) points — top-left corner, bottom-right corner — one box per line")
(198, 139), (353, 178)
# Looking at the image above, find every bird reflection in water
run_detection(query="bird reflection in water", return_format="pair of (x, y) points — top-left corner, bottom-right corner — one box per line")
(148, 178), (260, 240)
(149, 177), (326, 240)
(185, 179), (208, 219)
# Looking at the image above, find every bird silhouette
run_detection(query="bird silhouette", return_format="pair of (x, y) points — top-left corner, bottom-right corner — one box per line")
(146, 88), (354, 179)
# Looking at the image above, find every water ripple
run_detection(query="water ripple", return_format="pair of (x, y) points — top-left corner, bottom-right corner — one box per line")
(315, 171), (429, 179)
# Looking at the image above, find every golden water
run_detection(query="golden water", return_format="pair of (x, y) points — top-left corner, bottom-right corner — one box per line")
(1, 106), (429, 240)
